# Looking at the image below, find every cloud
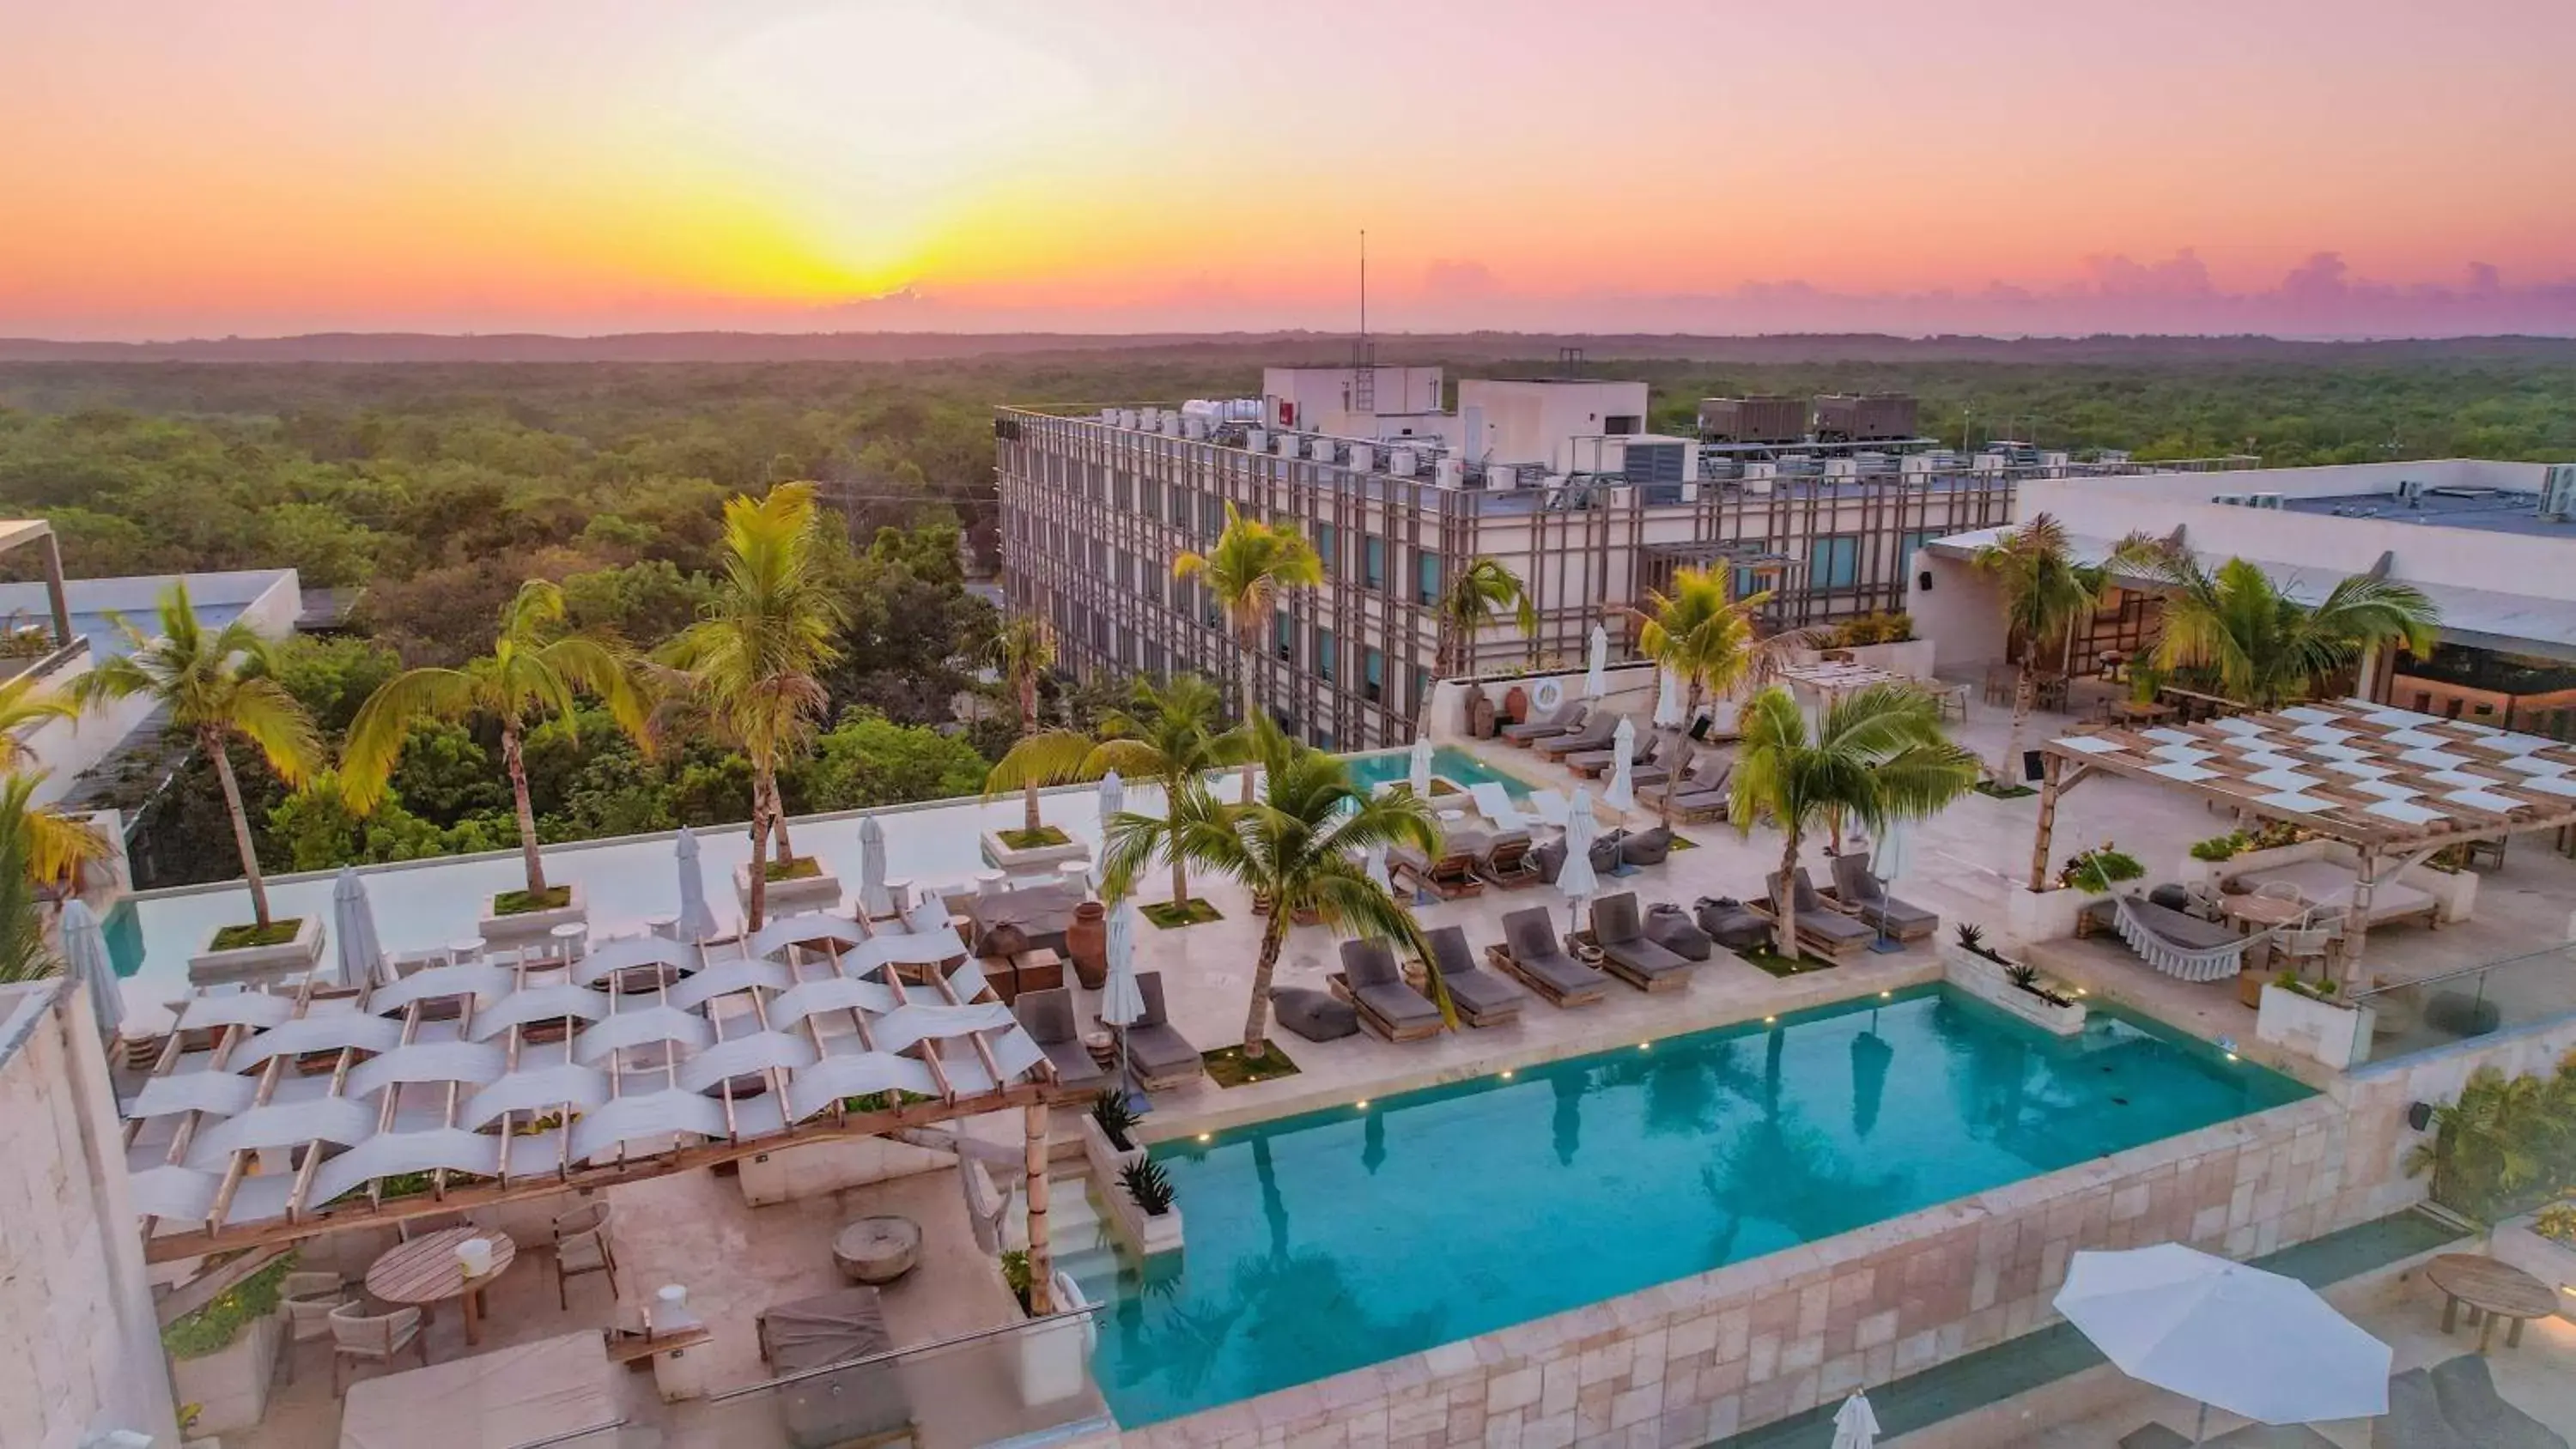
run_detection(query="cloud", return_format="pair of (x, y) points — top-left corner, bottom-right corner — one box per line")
(1421, 259), (1500, 300)
(2083, 248), (2215, 299)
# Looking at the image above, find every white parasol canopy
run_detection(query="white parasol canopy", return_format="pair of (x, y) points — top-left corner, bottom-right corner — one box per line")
(1832, 1392), (1880, 1449)
(1098, 897), (1145, 1029)
(1558, 786), (1600, 928)
(330, 867), (384, 990)
(857, 814), (892, 919)
(1362, 843), (1391, 894)
(59, 898), (123, 1037)
(1602, 718), (1637, 812)
(1407, 737), (1433, 797)
(1653, 667), (1685, 729)
(1583, 624), (1608, 699)
(672, 826), (718, 943)
(2054, 1244), (2390, 1439)
(1097, 769), (1124, 822)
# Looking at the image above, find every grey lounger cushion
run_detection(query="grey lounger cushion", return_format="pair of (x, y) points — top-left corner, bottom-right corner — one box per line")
(1424, 925), (1525, 1020)
(1770, 870), (1877, 945)
(2125, 895), (2241, 951)
(1340, 939), (1442, 1032)
(1013, 988), (1107, 1090)
(1268, 986), (1359, 1042)
(1125, 973), (1201, 1079)
(2429, 1354), (2567, 1449)
(1693, 897), (1771, 950)
(1643, 904), (1712, 961)
(1502, 908), (1604, 997)
(1831, 853), (1937, 934)
(1589, 893), (1691, 982)
(1500, 700), (1584, 741)
(2376, 1368), (2475, 1449)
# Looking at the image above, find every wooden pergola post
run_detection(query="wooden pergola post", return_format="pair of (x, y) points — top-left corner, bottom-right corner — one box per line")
(2027, 752), (2063, 892)
(2336, 846), (2380, 988)
(1023, 1102), (1054, 1315)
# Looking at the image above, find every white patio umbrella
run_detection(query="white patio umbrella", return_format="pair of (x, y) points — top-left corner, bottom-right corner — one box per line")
(1867, 819), (1914, 955)
(1092, 772), (1125, 893)
(329, 867), (383, 989)
(1602, 718), (1637, 812)
(58, 898), (122, 1038)
(1558, 786), (1600, 931)
(2054, 1244), (2390, 1442)
(1361, 843), (1391, 894)
(1831, 1392), (1881, 1449)
(1406, 737), (1433, 798)
(1583, 624), (1608, 699)
(673, 826), (718, 943)
(1653, 667), (1685, 729)
(1098, 898), (1149, 1108)
(857, 814), (893, 919)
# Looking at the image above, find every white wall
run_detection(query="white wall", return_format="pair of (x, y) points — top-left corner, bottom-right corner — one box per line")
(0, 981), (181, 1448)
(1455, 379), (1649, 467)
(1909, 553), (2008, 673)
(1261, 366), (1443, 438)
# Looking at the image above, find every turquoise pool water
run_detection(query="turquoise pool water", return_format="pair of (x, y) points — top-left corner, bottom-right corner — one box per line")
(1340, 745), (1537, 802)
(1075, 985), (2310, 1426)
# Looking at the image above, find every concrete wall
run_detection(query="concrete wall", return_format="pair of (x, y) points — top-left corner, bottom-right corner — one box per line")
(1456, 379), (1650, 467)
(1908, 551), (2008, 674)
(1121, 1090), (2397, 1449)
(0, 980), (181, 1449)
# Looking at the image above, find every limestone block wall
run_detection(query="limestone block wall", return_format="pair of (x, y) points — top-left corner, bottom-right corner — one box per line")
(0, 981), (179, 1449)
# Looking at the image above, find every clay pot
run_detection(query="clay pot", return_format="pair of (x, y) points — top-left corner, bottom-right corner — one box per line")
(1503, 685), (1529, 724)
(1067, 900), (1109, 990)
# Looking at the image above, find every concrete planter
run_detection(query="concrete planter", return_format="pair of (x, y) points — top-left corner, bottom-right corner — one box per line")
(1941, 942), (2087, 1036)
(168, 1311), (281, 1436)
(2256, 983), (2376, 1070)
(2178, 837), (2331, 889)
(477, 882), (587, 950)
(2489, 1214), (2576, 1319)
(2004, 884), (2107, 944)
(731, 859), (843, 917)
(981, 828), (1091, 873)
(1083, 1115), (1181, 1261)
(2399, 863), (2479, 924)
(186, 915), (324, 988)
(1015, 1273), (1097, 1405)
(1843, 639), (1937, 682)
(1077, 1111), (1145, 1185)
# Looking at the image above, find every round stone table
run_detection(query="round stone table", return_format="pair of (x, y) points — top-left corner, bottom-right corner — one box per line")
(833, 1216), (923, 1285)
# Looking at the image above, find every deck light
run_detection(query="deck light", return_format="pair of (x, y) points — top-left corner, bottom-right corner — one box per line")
(1499, 1069), (1514, 1079)
(1880, 991), (1892, 999)
(1356, 1099), (1370, 1110)
(1764, 1015), (1777, 1024)
(1197, 1133), (1211, 1143)
(1637, 1041), (1650, 1051)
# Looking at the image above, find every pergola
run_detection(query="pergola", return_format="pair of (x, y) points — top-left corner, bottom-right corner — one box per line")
(2029, 697), (2576, 978)
(119, 909), (1080, 1307)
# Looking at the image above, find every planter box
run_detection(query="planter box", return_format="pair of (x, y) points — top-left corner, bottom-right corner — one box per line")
(1081, 1115), (1182, 1261)
(1015, 1273), (1097, 1405)
(187, 915), (325, 988)
(981, 828), (1091, 873)
(2395, 861), (2478, 925)
(1940, 942), (2087, 1036)
(2255, 983), (2376, 1070)
(1077, 1112), (1145, 1185)
(2490, 1214), (2576, 1320)
(478, 882), (588, 950)
(731, 861), (843, 917)
(1844, 639), (1937, 682)
(2177, 837), (2332, 890)
(170, 1312), (281, 1436)
(2004, 885), (2107, 944)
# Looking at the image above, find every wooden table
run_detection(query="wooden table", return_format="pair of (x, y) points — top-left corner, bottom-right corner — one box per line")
(2428, 1252), (2557, 1351)
(366, 1227), (519, 1348)
(2223, 894), (2308, 931)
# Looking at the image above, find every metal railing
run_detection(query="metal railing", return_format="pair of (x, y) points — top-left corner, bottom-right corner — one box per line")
(2342, 941), (2576, 1066)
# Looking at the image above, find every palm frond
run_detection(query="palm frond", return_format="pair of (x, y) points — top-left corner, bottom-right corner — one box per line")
(983, 730), (1103, 799)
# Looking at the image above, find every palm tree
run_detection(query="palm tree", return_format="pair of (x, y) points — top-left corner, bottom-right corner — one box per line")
(342, 579), (647, 900)
(2138, 553), (2439, 710)
(1103, 718), (1436, 1058)
(0, 776), (60, 984)
(1971, 513), (2098, 785)
(1730, 682), (1980, 958)
(1173, 505), (1321, 800)
(71, 582), (320, 929)
(1433, 556), (1536, 678)
(0, 676), (76, 774)
(661, 482), (846, 930)
(989, 674), (1248, 906)
(987, 615), (1059, 834)
(1631, 567), (1771, 819)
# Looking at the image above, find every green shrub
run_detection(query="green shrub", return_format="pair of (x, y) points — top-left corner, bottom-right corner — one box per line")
(1119, 1158), (1176, 1216)
(2405, 1054), (2576, 1223)
(2058, 846), (2144, 893)
(162, 1256), (296, 1360)
(1090, 1088), (1140, 1152)
(2190, 832), (2248, 863)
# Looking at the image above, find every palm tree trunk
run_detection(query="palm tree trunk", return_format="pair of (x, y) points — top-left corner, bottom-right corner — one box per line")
(1662, 680), (1704, 826)
(746, 767), (775, 930)
(1774, 828), (1802, 961)
(1236, 641), (1260, 805)
(206, 729), (273, 927)
(1023, 779), (1042, 835)
(771, 775), (797, 863)
(1242, 911), (1290, 1058)
(501, 722), (547, 895)
(2000, 672), (2035, 785)
(1171, 850), (1190, 910)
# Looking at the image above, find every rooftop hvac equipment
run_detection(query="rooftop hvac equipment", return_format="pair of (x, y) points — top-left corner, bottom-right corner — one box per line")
(1388, 447), (1418, 476)
(1346, 444), (1376, 473)
(2250, 493), (2283, 510)
(1097, 408), (1117, 424)
(2394, 478), (2426, 501)
(2543, 464), (2576, 521)
(1775, 454), (1821, 477)
(1246, 427), (1268, 453)
(1437, 456), (1465, 488)
(1183, 417), (1206, 440)
(1308, 438), (1334, 463)
(1813, 392), (1919, 443)
(1274, 433), (1297, 457)
(1700, 457), (1744, 481)
(1698, 396), (1807, 446)
(2212, 494), (2245, 506)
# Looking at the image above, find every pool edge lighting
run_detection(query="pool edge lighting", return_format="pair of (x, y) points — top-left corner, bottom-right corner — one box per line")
(1355, 1100), (1370, 1110)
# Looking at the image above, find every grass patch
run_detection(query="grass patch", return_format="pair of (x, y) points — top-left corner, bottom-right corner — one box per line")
(997, 824), (1073, 850)
(1140, 898), (1224, 929)
(1739, 945), (1836, 978)
(163, 1254), (297, 1360)
(762, 855), (823, 882)
(1204, 1040), (1301, 1088)
(1973, 780), (2037, 800)
(208, 919), (301, 951)
(1667, 833), (1699, 852)
(492, 884), (574, 915)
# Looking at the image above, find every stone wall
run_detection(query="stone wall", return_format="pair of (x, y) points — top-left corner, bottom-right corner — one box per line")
(0, 980), (179, 1449)
(1121, 1091), (2382, 1449)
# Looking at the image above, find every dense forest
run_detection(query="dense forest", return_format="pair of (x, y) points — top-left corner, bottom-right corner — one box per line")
(2, 343), (2571, 884)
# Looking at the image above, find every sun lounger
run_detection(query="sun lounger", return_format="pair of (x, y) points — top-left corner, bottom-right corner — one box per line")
(1526, 788), (1572, 827)
(1392, 840), (1487, 899)
(1588, 893), (1693, 991)
(1619, 825), (1673, 869)
(1533, 715), (1618, 761)
(1012, 987), (1109, 1092)
(1467, 781), (1533, 830)
(1492, 907), (1608, 1006)
(1332, 938), (1444, 1041)
(1757, 870), (1878, 961)
(1693, 896), (1772, 951)
(1644, 903), (1712, 961)
(2429, 1353), (2566, 1449)
(1123, 972), (1204, 1089)
(761, 1288), (914, 1449)
(1566, 730), (1657, 779)
(1423, 925), (1526, 1027)
(1827, 852), (1938, 941)
(1500, 698), (1588, 745)
(1475, 828), (1543, 889)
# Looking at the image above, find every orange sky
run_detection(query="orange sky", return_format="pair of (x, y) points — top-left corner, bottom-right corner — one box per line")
(6, 0), (2573, 337)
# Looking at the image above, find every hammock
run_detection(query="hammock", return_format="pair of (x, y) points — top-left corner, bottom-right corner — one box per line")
(2111, 894), (2272, 983)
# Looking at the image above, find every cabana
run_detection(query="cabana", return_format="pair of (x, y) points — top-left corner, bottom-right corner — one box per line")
(2027, 698), (2576, 983)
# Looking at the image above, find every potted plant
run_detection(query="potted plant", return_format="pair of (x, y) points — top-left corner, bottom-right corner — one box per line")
(1078, 1088), (1145, 1183)
(1939, 923), (2086, 1034)
(1099, 1149), (1183, 1259)
(2009, 843), (2143, 942)
(2255, 972), (2376, 1069)
(163, 1255), (296, 1434)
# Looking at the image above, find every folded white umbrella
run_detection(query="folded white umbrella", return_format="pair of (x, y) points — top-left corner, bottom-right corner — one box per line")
(1092, 771), (1125, 894)
(1831, 1391), (1880, 1449)
(1407, 737), (1433, 797)
(1558, 786), (1599, 930)
(1583, 624), (1608, 699)
(1602, 718), (1637, 812)
(858, 814), (893, 918)
(673, 826), (718, 943)
(59, 898), (123, 1037)
(330, 867), (383, 991)
(2054, 1244), (2390, 1441)
(1361, 843), (1390, 894)
(1653, 667), (1684, 729)
(1098, 898), (1148, 1107)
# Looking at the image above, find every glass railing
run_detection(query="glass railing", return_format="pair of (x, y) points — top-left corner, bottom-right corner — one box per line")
(691, 1303), (1114, 1449)
(2342, 942), (2576, 1067)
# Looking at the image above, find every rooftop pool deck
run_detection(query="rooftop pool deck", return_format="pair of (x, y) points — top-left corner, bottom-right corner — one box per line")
(1077, 983), (2312, 1426)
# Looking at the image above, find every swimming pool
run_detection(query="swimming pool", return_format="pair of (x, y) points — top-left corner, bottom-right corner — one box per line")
(1340, 744), (1538, 802)
(1074, 984), (2310, 1426)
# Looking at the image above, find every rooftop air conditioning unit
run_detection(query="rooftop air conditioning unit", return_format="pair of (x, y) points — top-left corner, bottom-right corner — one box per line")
(1346, 444), (1375, 473)
(2251, 493), (2284, 510)
(2212, 494), (2245, 506)
(2395, 478), (2426, 501)
(2542, 464), (2576, 521)
(1245, 427), (1268, 453)
(1388, 447), (1418, 476)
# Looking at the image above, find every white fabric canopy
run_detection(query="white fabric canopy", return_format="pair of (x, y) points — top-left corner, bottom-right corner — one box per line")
(1653, 667), (1684, 729)
(2054, 1244), (2390, 1429)
(1832, 1392), (1880, 1449)
(1583, 624), (1608, 699)
(331, 868), (384, 991)
(1408, 737), (1434, 797)
(1099, 899), (1145, 1028)
(1602, 718), (1637, 812)
(338, 1330), (621, 1449)
(1558, 786), (1600, 926)
(858, 814), (893, 919)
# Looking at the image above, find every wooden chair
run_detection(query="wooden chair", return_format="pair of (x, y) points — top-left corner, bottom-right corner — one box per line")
(276, 1270), (348, 1384)
(551, 1201), (618, 1310)
(329, 1301), (427, 1392)
(396, 1210), (471, 1243)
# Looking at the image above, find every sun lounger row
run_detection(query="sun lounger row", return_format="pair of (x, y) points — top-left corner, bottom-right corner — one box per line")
(1012, 975), (1203, 1092)
(1746, 860), (1942, 962)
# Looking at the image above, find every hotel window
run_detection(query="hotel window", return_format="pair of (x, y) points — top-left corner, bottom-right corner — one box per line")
(1316, 627), (1337, 682)
(1808, 536), (1861, 590)
(1364, 535), (1387, 591)
(1200, 493), (1225, 540)
(1275, 609), (1294, 661)
(1417, 551), (1442, 606)
(1899, 530), (1938, 571)
(1364, 647), (1384, 703)
(1413, 667), (1431, 712)
(1143, 480), (1162, 521)
(1115, 474), (1133, 511)
(1315, 523), (1338, 576)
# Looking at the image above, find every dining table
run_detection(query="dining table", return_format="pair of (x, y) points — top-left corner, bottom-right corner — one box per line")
(2221, 894), (2308, 932)
(365, 1226), (519, 1348)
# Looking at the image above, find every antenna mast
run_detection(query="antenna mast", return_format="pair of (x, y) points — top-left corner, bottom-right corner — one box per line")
(1351, 228), (1376, 412)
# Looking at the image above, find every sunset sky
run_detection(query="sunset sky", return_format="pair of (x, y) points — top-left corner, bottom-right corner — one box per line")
(7, 0), (2573, 338)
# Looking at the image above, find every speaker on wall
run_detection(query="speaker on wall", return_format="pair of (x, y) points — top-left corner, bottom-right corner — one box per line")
(2023, 749), (2046, 783)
